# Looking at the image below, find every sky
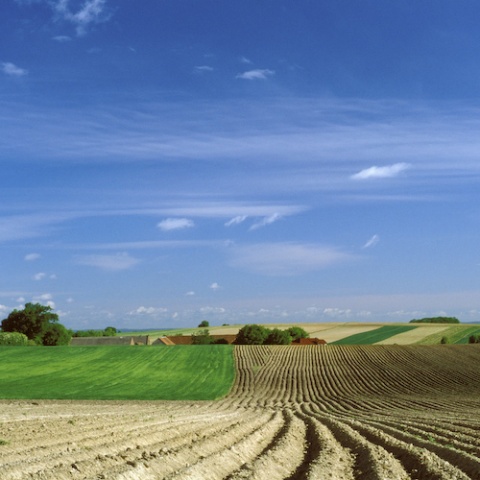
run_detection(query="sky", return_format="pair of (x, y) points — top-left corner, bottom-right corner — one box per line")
(2, 0), (480, 330)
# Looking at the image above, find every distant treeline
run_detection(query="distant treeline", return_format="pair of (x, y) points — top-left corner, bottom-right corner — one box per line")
(410, 317), (460, 324)
(72, 327), (118, 337)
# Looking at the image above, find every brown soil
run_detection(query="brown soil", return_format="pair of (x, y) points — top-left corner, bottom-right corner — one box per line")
(1, 344), (479, 479)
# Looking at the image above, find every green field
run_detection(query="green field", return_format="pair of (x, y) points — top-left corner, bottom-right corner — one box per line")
(330, 325), (417, 345)
(415, 325), (480, 345)
(0, 345), (234, 400)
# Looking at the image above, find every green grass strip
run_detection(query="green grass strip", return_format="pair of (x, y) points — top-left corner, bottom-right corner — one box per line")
(331, 325), (416, 345)
(0, 345), (234, 401)
(415, 325), (480, 345)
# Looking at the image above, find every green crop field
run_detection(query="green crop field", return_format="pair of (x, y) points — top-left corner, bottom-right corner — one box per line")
(415, 325), (480, 345)
(330, 325), (416, 345)
(0, 345), (234, 401)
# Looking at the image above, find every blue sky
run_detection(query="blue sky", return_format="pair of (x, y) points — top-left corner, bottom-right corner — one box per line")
(2, 0), (480, 330)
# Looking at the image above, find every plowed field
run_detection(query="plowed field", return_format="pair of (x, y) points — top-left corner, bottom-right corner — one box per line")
(1, 344), (479, 479)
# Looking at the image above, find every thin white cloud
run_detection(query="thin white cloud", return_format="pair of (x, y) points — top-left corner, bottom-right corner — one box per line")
(33, 272), (46, 281)
(53, 0), (110, 36)
(239, 56), (252, 64)
(52, 35), (72, 42)
(130, 306), (168, 315)
(225, 215), (248, 227)
(362, 234), (380, 249)
(25, 253), (41, 261)
(210, 282), (221, 291)
(229, 242), (355, 275)
(351, 162), (411, 180)
(185, 291), (195, 296)
(75, 252), (140, 271)
(157, 218), (194, 232)
(236, 69), (275, 80)
(250, 213), (282, 230)
(194, 65), (214, 73)
(2, 62), (27, 76)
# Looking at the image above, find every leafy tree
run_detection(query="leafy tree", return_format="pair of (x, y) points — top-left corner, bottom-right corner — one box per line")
(440, 336), (450, 344)
(0, 332), (28, 346)
(468, 334), (480, 344)
(1, 303), (70, 346)
(1, 303), (59, 342)
(287, 326), (309, 342)
(234, 324), (269, 345)
(264, 328), (292, 345)
(191, 329), (214, 345)
(198, 320), (209, 328)
(42, 324), (72, 346)
(103, 326), (117, 336)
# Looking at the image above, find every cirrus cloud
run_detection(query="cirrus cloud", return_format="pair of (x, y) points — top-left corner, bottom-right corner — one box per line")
(2, 62), (27, 76)
(157, 218), (194, 231)
(228, 242), (355, 276)
(236, 69), (275, 80)
(351, 162), (411, 180)
(75, 252), (140, 271)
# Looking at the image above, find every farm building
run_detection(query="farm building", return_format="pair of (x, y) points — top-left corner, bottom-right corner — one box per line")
(292, 338), (327, 345)
(70, 336), (151, 346)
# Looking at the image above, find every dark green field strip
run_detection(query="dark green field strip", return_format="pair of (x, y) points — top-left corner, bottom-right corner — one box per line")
(453, 327), (480, 344)
(331, 325), (417, 345)
(0, 345), (234, 400)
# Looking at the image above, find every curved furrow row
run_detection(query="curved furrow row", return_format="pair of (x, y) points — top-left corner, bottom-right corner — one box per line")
(304, 404), (471, 480)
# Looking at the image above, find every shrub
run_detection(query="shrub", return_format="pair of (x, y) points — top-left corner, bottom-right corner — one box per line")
(440, 336), (450, 344)
(191, 329), (214, 345)
(198, 320), (209, 328)
(234, 324), (270, 345)
(264, 329), (292, 345)
(41, 324), (72, 346)
(468, 334), (480, 344)
(287, 326), (309, 342)
(0, 332), (28, 346)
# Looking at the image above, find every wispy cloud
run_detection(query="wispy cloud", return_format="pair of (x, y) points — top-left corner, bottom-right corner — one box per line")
(157, 218), (194, 232)
(229, 242), (355, 275)
(25, 253), (41, 261)
(362, 234), (380, 249)
(236, 69), (275, 80)
(225, 215), (248, 227)
(2, 62), (27, 76)
(194, 65), (214, 73)
(250, 213), (282, 230)
(53, 0), (110, 36)
(210, 282), (221, 291)
(75, 252), (140, 271)
(351, 163), (411, 180)
(52, 35), (71, 42)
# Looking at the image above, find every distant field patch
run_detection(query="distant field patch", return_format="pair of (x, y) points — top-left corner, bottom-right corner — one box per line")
(331, 325), (416, 345)
(374, 325), (449, 345)
(0, 345), (234, 400)
(415, 325), (480, 345)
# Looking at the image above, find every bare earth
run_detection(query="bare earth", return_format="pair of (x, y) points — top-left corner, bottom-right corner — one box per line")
(1, 344), (479, 479)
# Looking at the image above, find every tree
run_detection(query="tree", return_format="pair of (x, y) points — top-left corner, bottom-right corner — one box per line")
(264, 328), (292, 345)
(287, 326), (309, 342)
(198, 320), (209, 328)
(191, 329), (214, 345)
(103, 326), (117, 336)
(234, 324), (269, 345)
(1, 303), (70, 346)
(42, 324), (72, 346)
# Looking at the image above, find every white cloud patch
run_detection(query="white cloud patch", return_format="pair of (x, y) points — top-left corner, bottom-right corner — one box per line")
(229, 243), (354, 275)
(194, 65), (214, 73)
(236, 69), (275, 80)
(25, 253), (41, 261)
(131, 306), (168, 315)
(2, 62), (28, 76)
(33, 272), (46, 281)
(75, 252), (139, 271)
(157, 218), (194, 232)
(225, 215), (248, 227)
(52, 35), (72, 42)
(250, 213), (282, 230)
(362, 234), (380, 249)
(185, 291), (195, 296)
(351, 162), (411, 180)
(210, 282), (221, 291)
(53, 0), (110, 36)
